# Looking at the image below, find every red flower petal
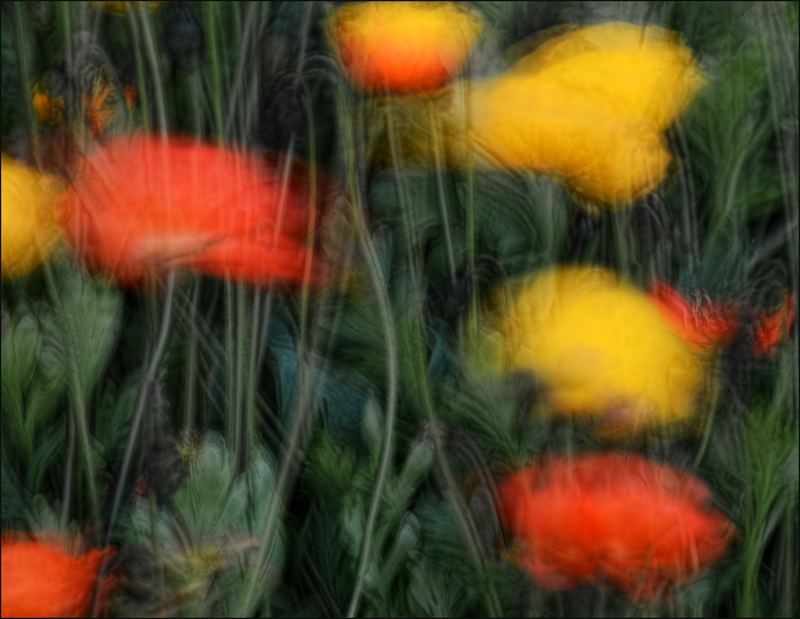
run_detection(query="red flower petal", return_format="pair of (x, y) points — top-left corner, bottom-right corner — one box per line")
(647, 281), (742, 350)
(754, 294), (795, 357)
(1, 533), (118, 618)
(58, 135), (333, 287)
(498, 453), (736, 601)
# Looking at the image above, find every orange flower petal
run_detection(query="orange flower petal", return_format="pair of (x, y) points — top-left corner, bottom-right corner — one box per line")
(754, 293), (795, 357)
(647, 281), (743, 351)
(1, 533), (118, 618)
(327, 2), (483, 92)
(58, 136), (332, 287)
(498, 453), (736, 601)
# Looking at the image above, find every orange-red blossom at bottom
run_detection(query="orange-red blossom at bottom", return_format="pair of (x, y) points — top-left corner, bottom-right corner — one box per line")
(57, 135), (333, 288)
(498, 453), (736, 601)
(1, 533), (118, 618)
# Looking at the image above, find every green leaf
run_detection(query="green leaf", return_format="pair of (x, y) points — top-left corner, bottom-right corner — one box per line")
(26, 419), (65, 494)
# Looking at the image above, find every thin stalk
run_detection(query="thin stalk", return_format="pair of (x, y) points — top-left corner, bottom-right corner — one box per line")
(429, 108), (458, 286)
(138, 5), (168, 134)
(408, 323), (502, 618)
(235, 282), (248, 470)
(223, 0), (258, 141)
(12, 1), (41, 167)
(298, 97), (317, 350)
(225, 280), (239, 466)
(692, 360), (721, 470)
(237, 113), (321, 619)
(244, 288), (262, 456)
(60, 406), (76, 529)
(106, 271), (177, 546)
(293, 2), (315, 86)
(459, 78), (478, 339)
(387, 81), (501, 619)
(612, 208), (631, 276)
(42, 265), (99, 522)
(339, 92), (400, 619)
(182, 278), (200, 435)
(205, 1), (224, 145)
(127, 3), (150, 133)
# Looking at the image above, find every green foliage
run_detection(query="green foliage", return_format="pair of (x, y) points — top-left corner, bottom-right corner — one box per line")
(118, 432), (285, 617)
(1, 2), (798, 618)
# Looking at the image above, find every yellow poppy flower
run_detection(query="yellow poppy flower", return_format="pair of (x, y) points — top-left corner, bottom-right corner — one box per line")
(469, 266), (716, 436)
(378, 22), (705, 205)
(1, 155), (63, 280)
(326, 2), (483, 92)
(507, 22), (706, 131)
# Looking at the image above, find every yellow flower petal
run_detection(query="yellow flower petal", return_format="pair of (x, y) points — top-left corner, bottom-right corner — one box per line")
(1, 155), (64, 280)
(327, 2), (483, 92)
(470, 266), (714, 435)
(376, 22), (706, 205)
(509, 22), (706, 131)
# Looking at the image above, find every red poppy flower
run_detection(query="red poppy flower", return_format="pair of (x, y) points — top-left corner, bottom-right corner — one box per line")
(326, 2), (483, 93)
(648, 281), (795, 356)
(58, 135), (332, 287)
(1, 533), (118, 618)
(498, 453), (736, 601)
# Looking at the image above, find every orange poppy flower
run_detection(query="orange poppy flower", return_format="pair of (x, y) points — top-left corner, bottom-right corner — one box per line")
(326, 2), (483, 92)
(1, 533), (118, 618)
(498, 453), (736, 601)
(57, 136), (331, 287)
(648, 281), (795, 356)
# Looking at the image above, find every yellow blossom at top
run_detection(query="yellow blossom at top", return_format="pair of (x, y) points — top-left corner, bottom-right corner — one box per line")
(508, 22), (706, 131)
(468, 266), (716, 436)
(1, 155), (64, 280)
(458, 23), (705, 204)
(375, 22), (706, 206)
(326, 2), (483, 92)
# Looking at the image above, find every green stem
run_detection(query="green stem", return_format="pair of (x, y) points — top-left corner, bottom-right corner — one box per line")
(127, 3), (150, 133)
(387, 88), (501, 619)
(60, 406), (76, 529)
(12, 1), (41, 167)
(138, 5), (168, 134)
(182, 278), (200, 435)
(235, 282), (248, 470)
(105, 271), (177, 546)
(299, 98), (317, 350)
(429, 107), (458, 286)
(336, 91), (400, 619)
(42, 265), (99, 522)
(205, 1), (223, 145)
